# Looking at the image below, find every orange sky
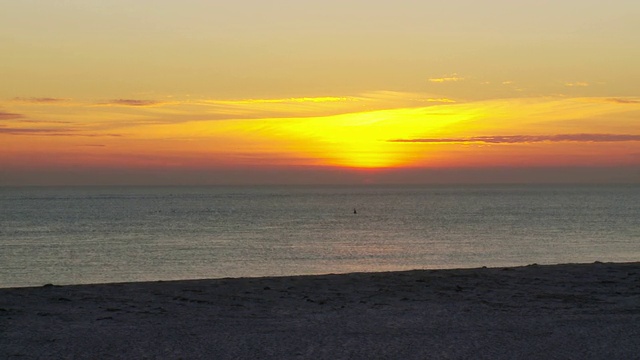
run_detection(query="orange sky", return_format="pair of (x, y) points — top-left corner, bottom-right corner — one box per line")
(1, 1), (639, 185)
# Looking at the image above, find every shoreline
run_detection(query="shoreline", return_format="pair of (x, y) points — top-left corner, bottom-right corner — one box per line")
(2, 260), (634, 290)
(2, 261), (639, 359)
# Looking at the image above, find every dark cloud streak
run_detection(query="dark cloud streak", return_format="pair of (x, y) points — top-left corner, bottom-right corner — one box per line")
(18, 119), (73, 124)
(389, 134), (640, 144)
(100, 99), (164, 107)
(0, 127), (121, 137)
(0, 111), (23, 120)
(606, 98), (640, 104)
(13, 97), (69, 103)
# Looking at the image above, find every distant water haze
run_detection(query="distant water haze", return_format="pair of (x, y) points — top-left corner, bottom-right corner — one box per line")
(1, 185), (639, 288)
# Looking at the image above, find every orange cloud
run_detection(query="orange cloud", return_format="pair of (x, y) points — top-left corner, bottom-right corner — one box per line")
(0, 126), (121, 137)
(96, 99), (169, 107)
(0, 111), (23, 120)
(15, 119), (73, 124)
(13, 97), (70, 103)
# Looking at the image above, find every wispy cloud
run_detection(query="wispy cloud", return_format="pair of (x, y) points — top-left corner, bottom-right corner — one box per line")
(0, 127), (121, 137)
(605, 98), (640, 104)
(175, 92), (453, 122)
(94, 96), (358, 108)
(565, 82), (589, 87)
(0, 111), (23, 120)
(424, 98), (456, 103)
(13, 97), (70, 103)
(0, 127), (70, 135)
(212, 96), (354, 105)
(5, 92), (455, 129)
(97, 99), (168, 107)
(389, 134), (640, 144)
(428, 74), (464, 83)
(206, 93), (456, 106)
(16, 119), (73, 124)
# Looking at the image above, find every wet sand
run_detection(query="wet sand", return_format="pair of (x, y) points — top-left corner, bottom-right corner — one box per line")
(2, 262), (639, 359)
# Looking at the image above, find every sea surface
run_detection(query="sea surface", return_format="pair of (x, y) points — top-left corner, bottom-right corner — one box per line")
(1, 185), (638, 288)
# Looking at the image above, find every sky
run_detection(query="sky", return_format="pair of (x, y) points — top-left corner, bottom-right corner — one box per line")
(1, 0), (639, 185)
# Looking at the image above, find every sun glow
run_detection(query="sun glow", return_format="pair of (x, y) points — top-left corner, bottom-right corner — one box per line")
(2, 94), (639, 184)
(197, 104), (489, 169)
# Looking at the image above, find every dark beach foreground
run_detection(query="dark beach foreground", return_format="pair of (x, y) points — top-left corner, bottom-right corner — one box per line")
(2, 262), (639, 359)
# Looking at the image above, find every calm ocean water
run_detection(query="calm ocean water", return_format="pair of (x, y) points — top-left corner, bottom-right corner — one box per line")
(0, 185), (638, 288)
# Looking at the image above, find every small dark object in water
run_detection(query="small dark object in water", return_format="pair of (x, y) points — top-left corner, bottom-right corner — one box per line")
(353, 208), (357, 214)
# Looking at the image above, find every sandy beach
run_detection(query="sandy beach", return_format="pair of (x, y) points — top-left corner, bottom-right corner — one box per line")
(1, 262), (639, 359)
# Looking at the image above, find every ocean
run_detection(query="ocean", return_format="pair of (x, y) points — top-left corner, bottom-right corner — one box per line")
(0, 185), (638, 288)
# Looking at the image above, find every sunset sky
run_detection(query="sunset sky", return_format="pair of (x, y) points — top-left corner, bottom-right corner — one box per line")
(2, 0), (639, 185)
